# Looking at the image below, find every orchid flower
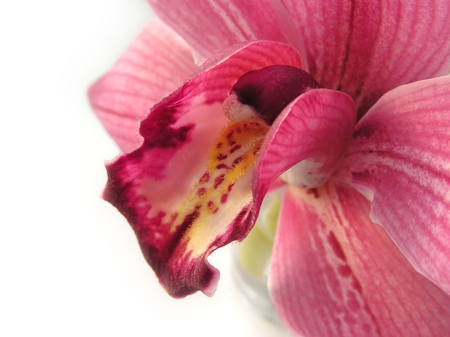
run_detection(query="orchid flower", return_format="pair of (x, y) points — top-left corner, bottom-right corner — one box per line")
(89, 1), (450, 336)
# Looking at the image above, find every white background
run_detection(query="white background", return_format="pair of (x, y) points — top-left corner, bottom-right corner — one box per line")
(0, 1), (288, 336)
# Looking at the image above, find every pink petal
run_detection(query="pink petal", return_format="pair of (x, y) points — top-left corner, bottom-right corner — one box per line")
(270, 184), (450, 337)
(88, 19), (196, 153)
(147, 0), (301, 64)
(282, 0), (450, 117)
(104, 41), (303, 297)
(337, 76), (450, 295)
(253, 88), (356, 209)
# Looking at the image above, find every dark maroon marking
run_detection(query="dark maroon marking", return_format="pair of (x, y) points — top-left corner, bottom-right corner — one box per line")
(165, 208), (200, 259)
(230, 144), (242, 153)
(220, 194), (228, 204)
(176, 209), (200, 238)
(227, 130), (234, 139)
(227, 184), (234, 192)
(217, 153), (228, 161)
(307, 188), (320, 198)
(228, 140), (236, 146)
(138, 90), (195, 149)
(105, 75), (262, 299)
(236, 127), (242, 133)
(156, 207), (208, 298)
(232, 156), (243, 167)
(200, 172), (210, 183)
(104, 162), (141, 228)
(231, 65), (320, 125)
(140, 206), (200, 290)
(197, 187), (206, 196)
(226, 205), (254, 239)
(216, 163), (230, 170)
(170, 264), (215, 298)
(216, 142), (223, 149)
(104, 91), (197, 225)
(207, 200), (219, 213)
(328, 232), (347, 262)
(214, 174), (225, 189)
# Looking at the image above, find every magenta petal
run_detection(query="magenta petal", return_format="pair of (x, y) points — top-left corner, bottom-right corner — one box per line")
(253, 88), (356, 208)
(104, 41), (303, 297)
(88, 19), (196, 153)
(282, 0), (450, 116)
(147, 0), (301, 63)
(338, 76), (450, 294)
(270, 184), (450, 337)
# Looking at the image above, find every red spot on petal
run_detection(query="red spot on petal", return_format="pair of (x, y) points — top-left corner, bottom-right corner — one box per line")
(328, 232), (347, 262)
(216, 164), (230, 170)
(232, 156), (243, 167)
(220, 194), (228, 204)
(346, 290), (360, 312)
(352, 278), (363, 294)
(200, 172), (210, 183)
(197, 188), (206, 196)
(207, 201), (218, 213)
(338, 264), (352, 278)
(230, 144), (242, 153)
(217, 153), (227, 161)
(214, 175), (225, 189)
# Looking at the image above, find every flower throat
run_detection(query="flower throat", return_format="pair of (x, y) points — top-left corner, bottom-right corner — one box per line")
(223, 65), (321, 126)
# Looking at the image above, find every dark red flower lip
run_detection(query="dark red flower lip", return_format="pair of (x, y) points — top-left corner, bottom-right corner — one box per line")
(230, 65), (321, 125)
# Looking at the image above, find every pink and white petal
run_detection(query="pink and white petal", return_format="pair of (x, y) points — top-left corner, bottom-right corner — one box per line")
(104, 41), (304, 297)
(337, 76), (450, 294)
(253, 88), (356, 210)
(270, 184), (450, 337)
(88, 19), (196, 153)
(147, 0), (301, 64)
(281, 0), (450, 117)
